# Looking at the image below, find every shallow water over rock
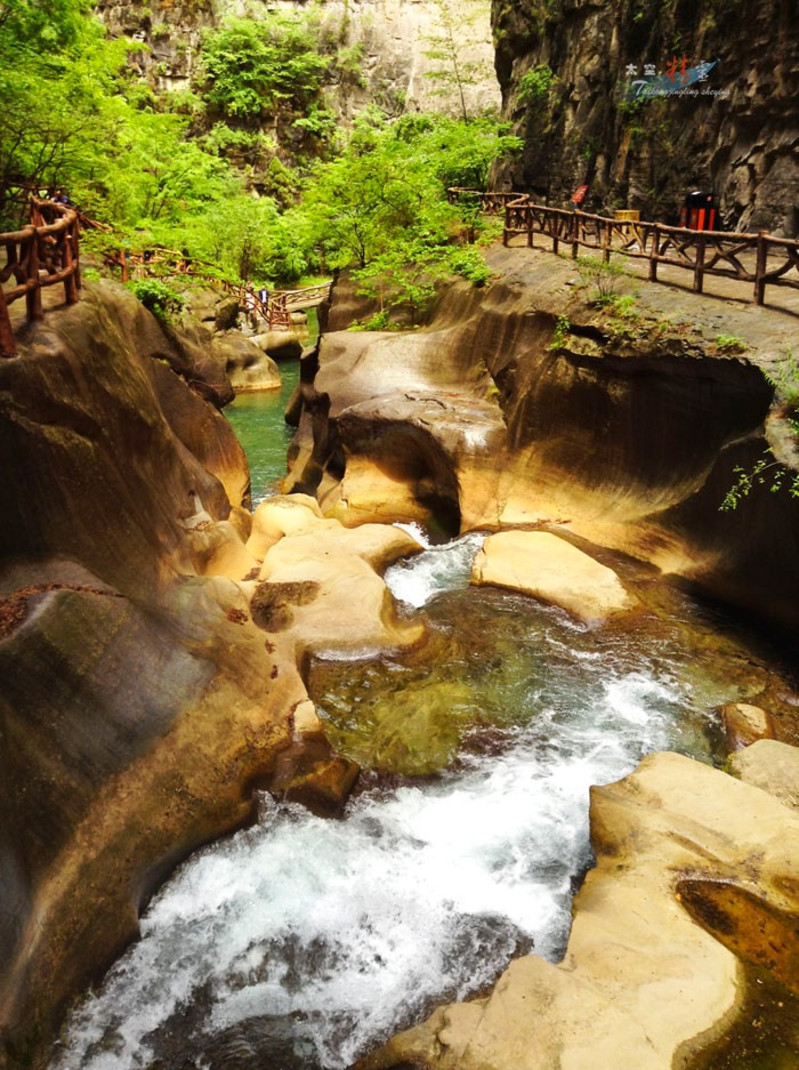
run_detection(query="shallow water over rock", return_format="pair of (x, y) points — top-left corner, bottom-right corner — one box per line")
(49, 534), (795, 1070)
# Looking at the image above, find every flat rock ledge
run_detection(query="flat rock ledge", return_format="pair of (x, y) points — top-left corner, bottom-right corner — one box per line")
(357, 743), (799, 1070)
(471, 530), (638, 623)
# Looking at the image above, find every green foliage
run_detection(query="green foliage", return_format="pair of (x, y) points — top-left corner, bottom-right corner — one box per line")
(446, 246), (492, 285)
(714, 333), (747, 354)
(518, 63), (554, 105)
(575, 255), (630, 305)
(765, 349), (799, 411)
(126, 278), (185, 322)
(199, 14), (329, 121)
(720, 351), (799, 511)
(720, 454), (799, 511)
(549, 313), (570, 350)
(292, 105), (337, 141)
(422, 0), (488, 122)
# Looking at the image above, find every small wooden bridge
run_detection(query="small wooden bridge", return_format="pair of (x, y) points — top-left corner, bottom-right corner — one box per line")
(0, 198), (81, 357)
(450, 189), (799, 309)
(113, 246), (333, 330)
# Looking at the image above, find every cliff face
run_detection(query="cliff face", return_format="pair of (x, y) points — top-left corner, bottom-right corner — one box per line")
(98, 0), (500, 119)
(0, 286), (298, 1068)
(491, 0), (798, 234)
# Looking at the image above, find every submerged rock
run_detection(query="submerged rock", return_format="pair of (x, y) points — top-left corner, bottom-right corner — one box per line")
(719, 702), (776, 751)
(471, 530), (639, 623)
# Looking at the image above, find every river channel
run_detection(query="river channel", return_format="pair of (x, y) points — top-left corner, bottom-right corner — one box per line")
(49, 383), (797, 1070)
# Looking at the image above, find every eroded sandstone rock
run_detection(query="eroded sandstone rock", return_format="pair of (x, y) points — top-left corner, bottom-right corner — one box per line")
(472, 530), (638, 623)
(214, 329), (281, 393)
(288, 249), (799, 628)
(719, 702), (776, 751)
(357, 747), (799, 1070)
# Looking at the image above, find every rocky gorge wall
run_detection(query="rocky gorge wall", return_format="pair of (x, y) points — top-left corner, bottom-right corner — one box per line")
(97, 0), (499, 119)
(491, 0), (798, 234)
(289, 244), (799, 628)
(0, 282), (429, 1069)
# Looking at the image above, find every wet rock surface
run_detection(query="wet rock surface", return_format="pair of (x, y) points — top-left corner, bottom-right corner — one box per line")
(357, 746), (799, 1070)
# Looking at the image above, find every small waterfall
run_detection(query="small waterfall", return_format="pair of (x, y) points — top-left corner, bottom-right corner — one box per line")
(385, 529), (485, 607)
(51, 535), (719, 1070)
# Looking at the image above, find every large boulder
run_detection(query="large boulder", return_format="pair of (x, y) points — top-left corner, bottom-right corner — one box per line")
(358, 746), (799, 1070)
(471, 530), (639, 623)
(212, 329), (281, 393)
(0, 283), (248, 598)
(249, 496), (426, 656)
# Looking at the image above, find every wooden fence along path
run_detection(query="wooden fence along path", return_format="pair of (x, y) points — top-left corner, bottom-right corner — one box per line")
(0, 198), (81, 357)
(494, 194), (799, 307)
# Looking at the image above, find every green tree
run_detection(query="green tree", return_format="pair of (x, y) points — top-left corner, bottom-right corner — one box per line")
(199, 14), (329, 121)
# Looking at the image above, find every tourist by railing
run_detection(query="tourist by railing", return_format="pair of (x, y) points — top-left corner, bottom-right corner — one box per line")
(500, 195), (799, 307)
(0, 197), (81, 358)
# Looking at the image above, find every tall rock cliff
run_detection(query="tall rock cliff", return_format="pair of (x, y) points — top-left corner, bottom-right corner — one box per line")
(491, 0), (798, 234)
(98, 0), (500, 119)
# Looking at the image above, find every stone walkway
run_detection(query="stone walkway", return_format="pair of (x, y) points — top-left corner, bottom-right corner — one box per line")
(505, 233), (799, 318)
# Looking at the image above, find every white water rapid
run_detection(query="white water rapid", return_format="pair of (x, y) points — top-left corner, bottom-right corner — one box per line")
(50, 535), (716, 1070)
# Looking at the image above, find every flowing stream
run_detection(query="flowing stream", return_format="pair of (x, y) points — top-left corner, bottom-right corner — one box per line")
(223, 358), (302, 503)
(48, 393), (791, 1070)
(50, 524), (750, 1070)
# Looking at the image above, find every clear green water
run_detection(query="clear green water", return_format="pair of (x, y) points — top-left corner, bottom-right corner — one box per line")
(224, 358), (301, 503)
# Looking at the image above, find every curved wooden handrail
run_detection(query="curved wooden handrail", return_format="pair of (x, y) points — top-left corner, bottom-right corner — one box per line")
(0, 197), (81, 357)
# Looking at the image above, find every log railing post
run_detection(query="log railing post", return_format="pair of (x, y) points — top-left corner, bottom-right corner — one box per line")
(754, 231), (767, 305)
(602, 220), (612, 263)
(0, 283), (17, 357)
(571, 211), (579, 260)
(693, 233), (706, 294)
(649, 225), (659, 282)
(25, 231), (43, 321)
(63, 229), (78, 305)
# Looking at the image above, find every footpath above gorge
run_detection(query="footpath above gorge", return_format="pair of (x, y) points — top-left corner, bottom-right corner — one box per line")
(288, 243), (799, 629)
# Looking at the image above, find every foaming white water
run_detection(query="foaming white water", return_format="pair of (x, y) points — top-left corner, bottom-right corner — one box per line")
(384, 531), (486, 608)
(391, 521), (432, 550)
(51, 666), (690, 1070)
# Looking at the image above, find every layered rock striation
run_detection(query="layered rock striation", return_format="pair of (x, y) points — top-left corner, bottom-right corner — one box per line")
(288, 245), (799, 627)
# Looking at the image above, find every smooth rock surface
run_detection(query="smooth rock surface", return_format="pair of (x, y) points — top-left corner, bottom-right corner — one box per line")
(358, 748), (799, 1070)
(471, 530), (638, 622)
(720, 702), (776, 751)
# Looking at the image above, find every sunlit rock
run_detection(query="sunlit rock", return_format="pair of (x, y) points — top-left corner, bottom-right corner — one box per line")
(358, 750), (799, 1070)
(719, 702), (776, 750)
(214, 329), (281, 393)
(472, 530), (638, 623)
(728, 739), (799, 810)
(247, 494), (326, 560)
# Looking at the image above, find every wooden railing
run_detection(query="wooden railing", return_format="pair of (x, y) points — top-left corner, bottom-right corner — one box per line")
(502, 196), (799, 307)
(239, 281), (334, 330)
(109, 245), (333, 331)
(447, 188), (525, 214)
(0, 198), (81, 357)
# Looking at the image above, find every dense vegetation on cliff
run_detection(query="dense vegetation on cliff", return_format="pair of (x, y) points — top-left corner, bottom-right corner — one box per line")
(0, 0), (519, 295)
